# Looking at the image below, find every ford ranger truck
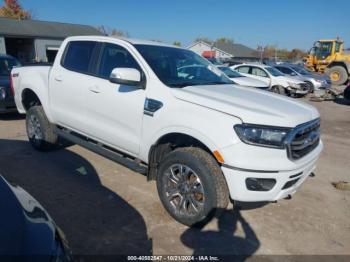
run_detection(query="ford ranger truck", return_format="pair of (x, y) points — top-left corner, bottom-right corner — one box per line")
(11, 36), (323, 226)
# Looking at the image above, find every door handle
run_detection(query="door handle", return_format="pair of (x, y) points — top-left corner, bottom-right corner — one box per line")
(89, 85), (101, 93)
(54, 75), (62, 82)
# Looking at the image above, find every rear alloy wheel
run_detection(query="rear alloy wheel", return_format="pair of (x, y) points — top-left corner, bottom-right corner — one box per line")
(26, 106), (58, 151)
(157, 147), (229, 226)
(326, 66), (348, 86)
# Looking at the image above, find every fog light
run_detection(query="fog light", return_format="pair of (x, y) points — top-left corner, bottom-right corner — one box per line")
(246, 178), (276, 191)
(0, 87), (6, 100)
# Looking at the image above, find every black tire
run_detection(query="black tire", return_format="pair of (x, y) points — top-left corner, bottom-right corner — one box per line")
(326, 66), (348, 86)
(26, 106), (58, 151)
(156, 147), (229, 226)
(304, 81), (314, 93)
(271, 85), (286, 95)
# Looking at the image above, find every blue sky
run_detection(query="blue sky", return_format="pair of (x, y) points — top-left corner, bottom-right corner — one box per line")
(22, 0), (350, 50)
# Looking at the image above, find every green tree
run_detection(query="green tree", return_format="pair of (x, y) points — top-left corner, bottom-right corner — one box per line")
(173, 41), (181, 46)
(216, 37), (234, 44)
(0, 0), (31, 19)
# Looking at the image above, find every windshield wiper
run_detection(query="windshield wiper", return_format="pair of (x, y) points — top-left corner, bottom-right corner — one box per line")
(169, 82), (201, 88)
(204, 81), (232, 85)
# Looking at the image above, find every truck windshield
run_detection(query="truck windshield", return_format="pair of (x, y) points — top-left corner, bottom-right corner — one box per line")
(134, 45), (232, 88)
(314, 41), (332, 59)
(0, 57), (21, 77)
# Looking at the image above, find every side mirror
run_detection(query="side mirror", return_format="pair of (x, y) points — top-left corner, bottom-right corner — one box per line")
(109, 68), (143, 88)
(291, 72), (297, 76)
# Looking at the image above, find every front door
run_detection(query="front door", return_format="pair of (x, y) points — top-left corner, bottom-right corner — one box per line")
(84, 42), (146, 156)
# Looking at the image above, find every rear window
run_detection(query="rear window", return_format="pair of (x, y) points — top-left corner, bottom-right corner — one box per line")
(62, 41), (97, 74)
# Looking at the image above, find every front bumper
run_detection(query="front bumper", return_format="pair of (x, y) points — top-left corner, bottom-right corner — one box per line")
(220, 142), (323, 202)
(314, 81), (331, 91)
(287, 86), (309, 95)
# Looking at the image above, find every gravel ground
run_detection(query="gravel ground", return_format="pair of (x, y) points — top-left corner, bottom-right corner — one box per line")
(0, 98), (349, 258)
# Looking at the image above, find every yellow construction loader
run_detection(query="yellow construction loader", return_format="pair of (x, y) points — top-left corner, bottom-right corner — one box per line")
(304, 39), (350, 85)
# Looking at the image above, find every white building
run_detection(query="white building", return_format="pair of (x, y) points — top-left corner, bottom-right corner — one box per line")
(187, 40), (258, 61)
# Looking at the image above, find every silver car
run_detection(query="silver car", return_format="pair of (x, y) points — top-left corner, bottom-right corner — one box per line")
(274, 64), (331, 92)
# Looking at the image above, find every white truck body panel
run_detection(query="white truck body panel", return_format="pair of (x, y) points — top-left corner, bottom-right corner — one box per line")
(11, 36), (323, 203)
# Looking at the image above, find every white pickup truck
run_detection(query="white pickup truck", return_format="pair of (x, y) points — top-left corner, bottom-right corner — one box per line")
(11, 36), (323, 226)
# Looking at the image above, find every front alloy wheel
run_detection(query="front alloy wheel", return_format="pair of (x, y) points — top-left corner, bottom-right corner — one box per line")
(163, 164), (205, 216)
(156, 147), (229, 226)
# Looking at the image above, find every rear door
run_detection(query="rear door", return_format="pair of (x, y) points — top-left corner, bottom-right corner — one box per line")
(83, 42), (146, 155)
(49, 41), (99, 131)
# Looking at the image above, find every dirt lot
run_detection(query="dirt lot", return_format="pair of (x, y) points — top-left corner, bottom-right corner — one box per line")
(0, 98), (349, 258)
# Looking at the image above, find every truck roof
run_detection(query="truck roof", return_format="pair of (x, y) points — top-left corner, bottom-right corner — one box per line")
(65, 35), (178, 48)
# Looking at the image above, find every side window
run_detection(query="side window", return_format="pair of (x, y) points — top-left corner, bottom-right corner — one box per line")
(236, 66), (250, 74)
(251, 67), (268, 77)
(335, 42), (341, 53)
(62, 41), (97, 73)
(276, 67), (291, 74)
(97, 43), (141, 79)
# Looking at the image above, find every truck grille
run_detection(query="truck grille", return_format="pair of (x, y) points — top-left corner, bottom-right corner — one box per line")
(286, 118), (321, 160)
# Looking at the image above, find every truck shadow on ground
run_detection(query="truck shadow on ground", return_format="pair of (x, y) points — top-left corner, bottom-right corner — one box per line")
(181, 207), (260, 261)
(0, 112), (25, 121)
(0, 139), (152, 255)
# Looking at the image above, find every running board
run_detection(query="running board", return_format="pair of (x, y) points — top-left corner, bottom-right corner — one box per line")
(54, 127), (148, 175)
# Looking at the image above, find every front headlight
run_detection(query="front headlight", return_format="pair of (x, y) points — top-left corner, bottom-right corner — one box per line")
(234, 124), (290, 148)
(0, 87), (6, 100)
(287, 82), (299, 88)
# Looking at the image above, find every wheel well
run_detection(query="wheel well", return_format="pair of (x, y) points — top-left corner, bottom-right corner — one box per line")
(147, 133), (216, 181)
(22, 89), (41, 111)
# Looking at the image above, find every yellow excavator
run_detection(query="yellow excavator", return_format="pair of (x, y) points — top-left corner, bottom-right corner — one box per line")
(304, 39), (350, 85)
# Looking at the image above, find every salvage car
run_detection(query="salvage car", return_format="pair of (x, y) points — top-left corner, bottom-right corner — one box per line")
(231, 63), (309, 96)
(0, 176), (72, 260)
(217, 66), (269, 90)
(0, 54), (20, 113)
(274, 64), (331, 92)
(12, 36), (323, 226)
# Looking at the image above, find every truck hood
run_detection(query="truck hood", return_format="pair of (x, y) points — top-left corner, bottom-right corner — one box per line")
(171, 84), (319, 127)
(232, 77), (268, 88)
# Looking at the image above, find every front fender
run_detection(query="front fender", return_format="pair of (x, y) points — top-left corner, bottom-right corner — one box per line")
(139, 101), (242, 163)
